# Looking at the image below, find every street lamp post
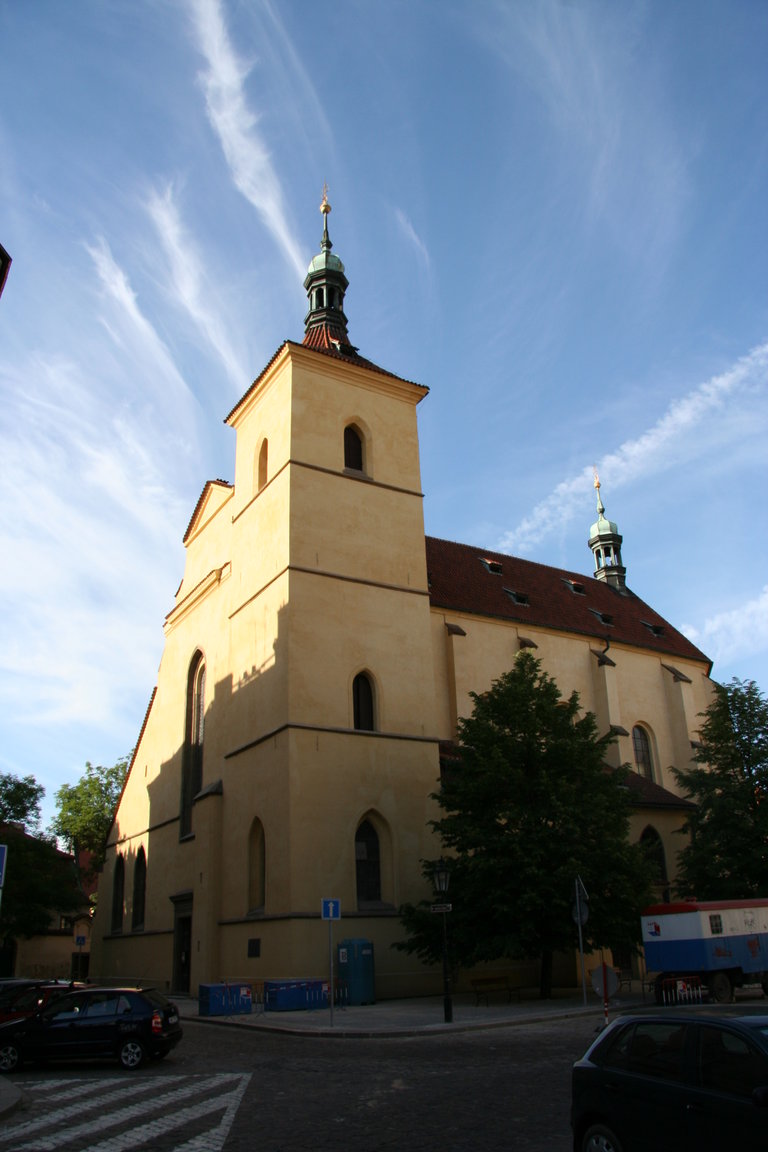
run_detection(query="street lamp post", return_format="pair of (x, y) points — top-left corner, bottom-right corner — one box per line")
(434, 857), (453, 1024)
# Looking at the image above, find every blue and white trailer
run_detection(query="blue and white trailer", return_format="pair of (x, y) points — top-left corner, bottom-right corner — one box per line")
(642, 899), (768, 1003)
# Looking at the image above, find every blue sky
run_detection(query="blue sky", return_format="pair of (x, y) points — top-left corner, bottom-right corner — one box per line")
(1, 0), (766, 828)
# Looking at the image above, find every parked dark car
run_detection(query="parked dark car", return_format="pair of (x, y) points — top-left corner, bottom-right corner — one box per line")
(572, 1014), (768, 1151)
(0, 986), (182, 1072)
(0, 981), (86, 1023)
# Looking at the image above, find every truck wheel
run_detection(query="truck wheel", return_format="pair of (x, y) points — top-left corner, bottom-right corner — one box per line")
(709, 972), (733, 1003)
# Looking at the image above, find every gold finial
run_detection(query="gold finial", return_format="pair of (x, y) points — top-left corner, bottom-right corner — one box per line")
(593, 469), (601, 490)
(320, 183), (331, 215)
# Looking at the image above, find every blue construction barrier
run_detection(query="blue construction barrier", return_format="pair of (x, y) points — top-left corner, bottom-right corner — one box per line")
(198, 982), (253, 1016)
(263, 978), (329, 1012)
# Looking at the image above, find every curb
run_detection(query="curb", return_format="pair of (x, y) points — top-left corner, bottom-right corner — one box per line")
(180, 1001), (610, 1039)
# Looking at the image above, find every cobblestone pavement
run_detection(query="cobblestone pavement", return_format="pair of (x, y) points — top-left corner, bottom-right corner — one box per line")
(0, 1011), (603, 1151)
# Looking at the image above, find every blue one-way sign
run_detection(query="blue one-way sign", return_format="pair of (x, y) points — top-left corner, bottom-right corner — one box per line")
(321, 898), (341, 920)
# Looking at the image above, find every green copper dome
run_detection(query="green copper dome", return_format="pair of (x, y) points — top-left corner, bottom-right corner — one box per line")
(589, 509), (619, 541)
(306, 248), (345, 276)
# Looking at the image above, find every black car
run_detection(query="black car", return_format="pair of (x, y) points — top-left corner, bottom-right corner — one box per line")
(0, 986), (183, 1072)
(572, 1013), (768, 1151)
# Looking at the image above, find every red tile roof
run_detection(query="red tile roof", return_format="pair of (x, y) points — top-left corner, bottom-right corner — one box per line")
(425, 536), (711, 669)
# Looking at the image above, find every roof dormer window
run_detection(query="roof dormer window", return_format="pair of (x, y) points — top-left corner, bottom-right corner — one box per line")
(504, 587), (529, 606)
(480, 558), (503, 575)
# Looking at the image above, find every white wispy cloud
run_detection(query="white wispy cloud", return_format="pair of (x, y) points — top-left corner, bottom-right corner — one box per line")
(499, 340), (768, 554)
(187, 0), (306, 279)
(476, 0), (691, 267)
(145, 182), (248, 390)
(0, 242), (198, 735)
(395, 208), (431, 271)
(683, 586), (768, 676)
(86, 237), (199, 429)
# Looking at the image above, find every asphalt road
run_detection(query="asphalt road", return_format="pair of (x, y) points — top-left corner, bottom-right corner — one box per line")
(0, 1014), (600, 1151)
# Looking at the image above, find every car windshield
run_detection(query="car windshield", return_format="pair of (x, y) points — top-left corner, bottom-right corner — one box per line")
(42, 994), (85, 1020)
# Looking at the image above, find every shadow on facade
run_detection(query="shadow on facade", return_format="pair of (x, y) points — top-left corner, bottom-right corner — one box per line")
(100, 604), (289, 994)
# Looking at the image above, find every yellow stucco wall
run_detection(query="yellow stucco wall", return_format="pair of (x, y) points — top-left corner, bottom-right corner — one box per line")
(91, 339), (714, 1000)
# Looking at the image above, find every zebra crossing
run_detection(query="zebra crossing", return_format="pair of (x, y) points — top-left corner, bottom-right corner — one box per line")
(0, 1072), (251, 1152)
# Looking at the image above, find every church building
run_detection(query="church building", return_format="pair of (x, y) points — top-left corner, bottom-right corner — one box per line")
(90, 195), (714, 998)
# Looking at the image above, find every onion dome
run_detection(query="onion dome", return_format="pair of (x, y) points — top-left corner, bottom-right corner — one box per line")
(303, 186), (355, 354)
(588, 473), (627, 589)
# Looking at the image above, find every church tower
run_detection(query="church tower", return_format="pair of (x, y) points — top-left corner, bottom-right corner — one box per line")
(588, 472), (626, 589)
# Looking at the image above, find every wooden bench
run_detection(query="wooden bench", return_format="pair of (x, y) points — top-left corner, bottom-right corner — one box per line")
(471, 975), (520, 1005)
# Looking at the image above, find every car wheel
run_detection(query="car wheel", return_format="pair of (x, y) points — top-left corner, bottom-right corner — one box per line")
(709, 972), (733, 1003)
(582, 1123), (624, 1152)
(119, 1038), (146, 1070)
(0, 1043), (21, 1073)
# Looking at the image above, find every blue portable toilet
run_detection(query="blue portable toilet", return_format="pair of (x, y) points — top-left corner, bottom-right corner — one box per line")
(337, 938), (375, 1005)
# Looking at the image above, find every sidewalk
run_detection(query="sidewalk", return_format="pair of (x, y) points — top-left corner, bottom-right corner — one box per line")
(175, 988), (650, 1038)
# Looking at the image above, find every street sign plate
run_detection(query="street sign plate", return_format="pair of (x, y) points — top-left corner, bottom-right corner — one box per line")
(75, 935), (87, 947)
(430, 903), (452, 913)
(0, 844), (6, 888)
(321, 898), (341, 920)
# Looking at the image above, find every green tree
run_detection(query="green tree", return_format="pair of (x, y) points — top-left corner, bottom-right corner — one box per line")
(672, 678), (768, 898)
(0, 773), (84, 943)
(51, 756), (130, 872)
(0, 772), (44, 832)
(396, 652), (654, 997)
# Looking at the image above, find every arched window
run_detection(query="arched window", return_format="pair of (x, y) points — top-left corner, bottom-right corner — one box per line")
(111, 855), (124, 935)
(353, 672), (375, 731)
(355, 819), (381, 905)
(632, 725), (654, 782)
(257, 439), (268, 492)
(181, 652), (205, 837)
(344, 424), (364, 472)
(641, 826), (670, 901)
(248, 818), (266, 911)
(132, 847), (146, 931)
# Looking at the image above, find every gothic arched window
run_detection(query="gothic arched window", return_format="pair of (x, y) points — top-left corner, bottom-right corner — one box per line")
(181, 652), (206, 837)
(257, 439), (268, 492)
(132, 847), (146, 931)
(355, 819), (381, 905)
(344, 424), (364, 472)
(632, 725), (654, 782)
(248, 818), (266, 911)
(111, 855), (125, 935)
(353, 672), (375, 731)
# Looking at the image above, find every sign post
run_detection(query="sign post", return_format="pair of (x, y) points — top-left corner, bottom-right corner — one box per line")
(321, 898), (341, 1027)
(0, 844), (7, 920)
(573, 876), (589, 1006)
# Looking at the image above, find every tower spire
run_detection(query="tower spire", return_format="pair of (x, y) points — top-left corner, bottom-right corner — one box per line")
(588, 472), (627, 589)
(303, 186), (354, 352)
